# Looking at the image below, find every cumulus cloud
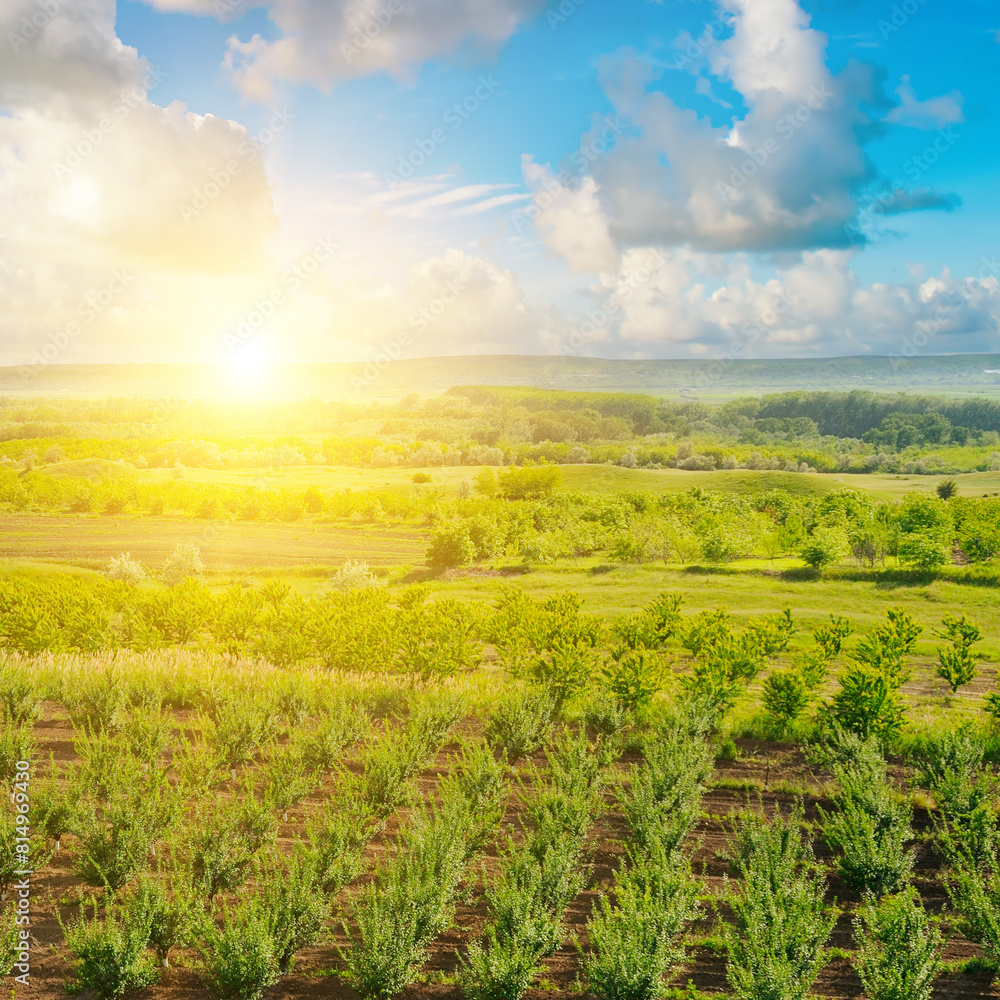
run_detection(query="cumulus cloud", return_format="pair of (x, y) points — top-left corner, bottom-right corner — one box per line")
(179, 0), (548, 103)
(0, 0), (280, 368)
(525, 0), (962, 263)
(588, 247), (1000, 359)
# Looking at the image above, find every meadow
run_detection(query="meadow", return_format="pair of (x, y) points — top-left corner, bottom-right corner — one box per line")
(4, 381), (1000, 1000)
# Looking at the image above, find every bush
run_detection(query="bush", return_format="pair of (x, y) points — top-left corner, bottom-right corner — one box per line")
(725, 804), (836, 1000)
(852, 886), (942, 1000)
(484, 688), (554, 762)
(0, 904), (20, 978)
(0, 660), (42, 725)
(799, 528), (847, 570)
(460, 928), (542, 1000)
(201, 901), (280, 1000)
(820, 747), (914, 897)
(105, 553), (146, 586)
(427, 521), (476, 569)
(330, 558), (382, 591)
(162, 542), (204, 585)
(933, 613), (982, 694)
(583, 851), (700, 1000)
(60, 901), (159, 999)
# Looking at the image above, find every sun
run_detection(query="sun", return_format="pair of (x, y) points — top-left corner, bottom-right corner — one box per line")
(222, 340), (276, 393)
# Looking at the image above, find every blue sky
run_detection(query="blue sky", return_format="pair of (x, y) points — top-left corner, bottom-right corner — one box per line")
(2, 0), (998, 367)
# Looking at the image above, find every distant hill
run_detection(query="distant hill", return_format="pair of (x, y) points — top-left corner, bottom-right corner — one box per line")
(3, 354), (1000, 401)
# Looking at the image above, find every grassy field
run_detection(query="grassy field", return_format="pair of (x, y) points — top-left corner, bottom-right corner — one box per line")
(59, 460), (1000, 500)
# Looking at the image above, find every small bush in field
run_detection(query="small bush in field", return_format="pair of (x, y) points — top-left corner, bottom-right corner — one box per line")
(257, 847), (329, 973)
(0, 660), (42, 724)
(724, 805), (837, 1000)
(946, 839), (1000, 964)
(105, 553), (146, 586)
(330, 558), (382, 591)
(584, 850), (700, 1000)
(820, 747), (913, 897)
(761, 668), (809, 730)
(162, 542), (204, 585)
(131, 876), (202, 969)
(60, 902), (159, 999)
(0, 904), (19, 978)
(852, 886), (942, 1000)
(460, 927), (542, 1000)
(933, 613), (982, 694)
(201, 901), (280, 1000)
(915, 724), (992, 818)
(484, 688), (553, 762)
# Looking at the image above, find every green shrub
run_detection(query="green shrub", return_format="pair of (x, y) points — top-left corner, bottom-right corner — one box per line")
(852, 886), (942, 1000)
(257, 848), (329, 973)
(60, 901), (159, 999)
(761, 669), (809, 730)
(933, 613), (982, 694)
(201, 901), (280, 1000)
(820, 748), (913, 897)
(484, 688), (554, 762)
(724, 805), (836, 1000)
(622, 728), (710, 857)
(131, 876), (202, 969)
(584, 851), (700, 1000)
(603, 647), (669, 712)
(460, 927), (542, 1000)
(0, 660), (41, 724)
(0, 904), (20, 978)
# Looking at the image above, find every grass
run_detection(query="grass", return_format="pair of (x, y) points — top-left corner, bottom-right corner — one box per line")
(36, 460), (1000, 501)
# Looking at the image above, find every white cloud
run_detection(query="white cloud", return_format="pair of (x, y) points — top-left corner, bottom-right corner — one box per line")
(885, 75), (965, 130)
(0, 0), (279, 368)
(204, 0), (546, 103)
(599, 247), (1000, 358)
(525, 0), (963, 263)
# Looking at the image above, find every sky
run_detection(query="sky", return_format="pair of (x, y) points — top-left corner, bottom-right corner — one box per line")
(1, 0), (998, 373)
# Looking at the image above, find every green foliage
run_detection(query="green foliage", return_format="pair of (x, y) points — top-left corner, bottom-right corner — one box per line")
(799, 527), (847, 570)
(604, 647), (670, 713)
(60, 900), (160, 999)
(852, 886), (942, 1000)
(761, 669), (809, 730)
(427, 521), (476, 568)
(724, 804), (836, 1000)
(0, 904), (18, 978)
(812, 614), (852, 659)
(934, 613), (982, 693)
(622, 727), (710, 857)
(0, 659), (42, 724)
(584, 851), (700, 1000)
(201, 901), (281, 1000)
(820, 745), (914, 897)
(484, 687), (554, 762)
(530, 641), (598, 714)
